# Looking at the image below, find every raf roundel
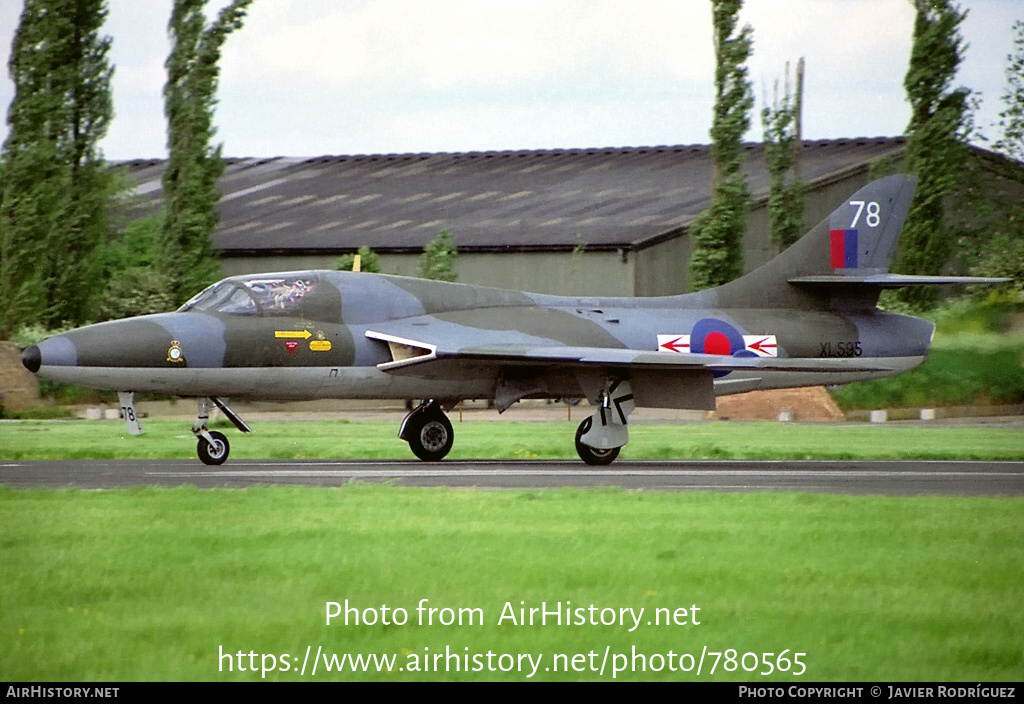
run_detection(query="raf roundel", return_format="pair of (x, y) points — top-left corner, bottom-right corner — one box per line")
(689, 318), (747, 356)
(689, 318), (756, 377)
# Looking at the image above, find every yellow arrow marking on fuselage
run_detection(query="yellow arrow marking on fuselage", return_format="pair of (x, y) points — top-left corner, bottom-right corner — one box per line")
(275, 330), (312, 340)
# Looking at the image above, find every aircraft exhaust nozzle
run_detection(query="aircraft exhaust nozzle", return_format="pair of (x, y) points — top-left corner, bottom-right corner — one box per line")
(22, 345), (41, 374)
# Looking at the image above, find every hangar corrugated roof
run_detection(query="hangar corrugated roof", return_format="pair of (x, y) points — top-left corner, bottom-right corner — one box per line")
(121, 137), (907, 255)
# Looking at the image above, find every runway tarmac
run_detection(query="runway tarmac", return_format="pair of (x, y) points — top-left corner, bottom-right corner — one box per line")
(2, 459), (1023, 495)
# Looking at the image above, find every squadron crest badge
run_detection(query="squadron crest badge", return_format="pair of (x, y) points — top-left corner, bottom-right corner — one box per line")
(166, 341), (185, 364)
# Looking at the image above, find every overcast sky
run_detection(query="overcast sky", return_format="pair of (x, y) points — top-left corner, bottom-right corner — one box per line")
(0, 0), (1020, 160)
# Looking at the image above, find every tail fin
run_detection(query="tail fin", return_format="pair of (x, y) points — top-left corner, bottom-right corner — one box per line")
(712, 174), (1006, 309)
(819, 174), (917, 275)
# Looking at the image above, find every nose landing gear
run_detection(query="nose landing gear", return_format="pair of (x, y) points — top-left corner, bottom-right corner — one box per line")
(192, 397), (252, 465)
(197, 430), (230, 465)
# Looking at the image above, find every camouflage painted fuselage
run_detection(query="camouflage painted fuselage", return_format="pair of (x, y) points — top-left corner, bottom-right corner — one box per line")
(28, 265), (932, 408)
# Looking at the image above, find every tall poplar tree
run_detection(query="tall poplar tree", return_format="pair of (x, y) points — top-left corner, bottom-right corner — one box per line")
(993, 20), (1024, 163)
(688, 0), (754, 291)
(0, 0), (114, 336)
(761, 61), (806, 253)
(896, 0), (973, 308)
(160, 0), (253, 305)
(971, 20), (1024, 294)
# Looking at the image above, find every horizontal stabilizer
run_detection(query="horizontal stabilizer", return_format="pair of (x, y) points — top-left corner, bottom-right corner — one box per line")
(789, 274), (1011, 288)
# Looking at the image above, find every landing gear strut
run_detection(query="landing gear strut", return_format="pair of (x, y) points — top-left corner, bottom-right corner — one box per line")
(192, 397), (251, 465)
(400, 400), (454, 461)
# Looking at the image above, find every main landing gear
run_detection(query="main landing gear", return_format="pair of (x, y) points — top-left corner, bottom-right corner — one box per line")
(574, 380), (635, 466)
(575, 416), (620, 465)
(397, 382), (635, 465)
(192, 397), (252, 465)
(399, 400), (454, 461)
(185, 383), (634, 465)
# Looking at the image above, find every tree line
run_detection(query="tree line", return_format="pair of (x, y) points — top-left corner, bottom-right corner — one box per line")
(1, 0), (1021, 342)
(691, 0), (1022, 309)
(0, 0), (256, 339)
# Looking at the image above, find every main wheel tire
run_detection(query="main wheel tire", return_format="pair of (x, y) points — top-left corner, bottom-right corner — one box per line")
(197, 430), (230, 465)
(407, 411), (454, 462)
(574, 418), (619, 466)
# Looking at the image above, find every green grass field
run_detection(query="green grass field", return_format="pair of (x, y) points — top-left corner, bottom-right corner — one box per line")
(1, 486), (1022, 681)
(828, 299), (1024, 410)
(1, 418), (1022, 460)
(2, 419), (1022, 681)
(831, 331), (1024, 410)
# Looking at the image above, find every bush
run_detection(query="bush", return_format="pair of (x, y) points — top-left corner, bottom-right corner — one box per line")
(830, 298), (1024, 409)
(830, 345), (1024, 410)
(416, 230), (458, 281)
(335, 245), (381, 273)
(97, 266), (177, 321)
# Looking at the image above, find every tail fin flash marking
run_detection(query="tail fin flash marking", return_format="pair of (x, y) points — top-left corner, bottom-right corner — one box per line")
(700, 175), (1007, 309)
(830, 229), (859, 269)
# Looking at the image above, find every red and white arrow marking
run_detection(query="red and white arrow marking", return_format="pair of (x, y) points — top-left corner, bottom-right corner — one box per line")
(657, 335), (690, 353)
(656, 333), (778, 357)
(743, 335), (778, 357)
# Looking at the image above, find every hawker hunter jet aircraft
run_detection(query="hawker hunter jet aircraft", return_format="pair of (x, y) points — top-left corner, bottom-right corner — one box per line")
(22, 175), (1006, 465)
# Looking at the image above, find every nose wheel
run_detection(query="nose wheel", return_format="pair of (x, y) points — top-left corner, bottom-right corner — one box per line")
(191, 397), (251, 465)
(197, 431), (230, 465)
(400, 400), (454, 461)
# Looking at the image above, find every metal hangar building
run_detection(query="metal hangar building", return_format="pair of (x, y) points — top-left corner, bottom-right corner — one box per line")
(121, 137), (1021, 297)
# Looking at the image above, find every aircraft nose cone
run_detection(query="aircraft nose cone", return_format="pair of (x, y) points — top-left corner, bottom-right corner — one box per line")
(22, 345), (41, 374)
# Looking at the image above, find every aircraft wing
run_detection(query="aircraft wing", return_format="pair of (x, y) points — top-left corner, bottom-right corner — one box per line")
(365, 329), (900, 375)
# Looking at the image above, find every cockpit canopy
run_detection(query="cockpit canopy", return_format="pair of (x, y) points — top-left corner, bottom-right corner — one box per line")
(179, 275), (320, 316)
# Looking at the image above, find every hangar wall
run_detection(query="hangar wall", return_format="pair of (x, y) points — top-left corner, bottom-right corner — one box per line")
(437, 251), (631, 298)
(215, 172), (870, 298)
(206, 143), (1022, 299)
(221, 250), (633, 298)
(633, 233), (690, 297)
